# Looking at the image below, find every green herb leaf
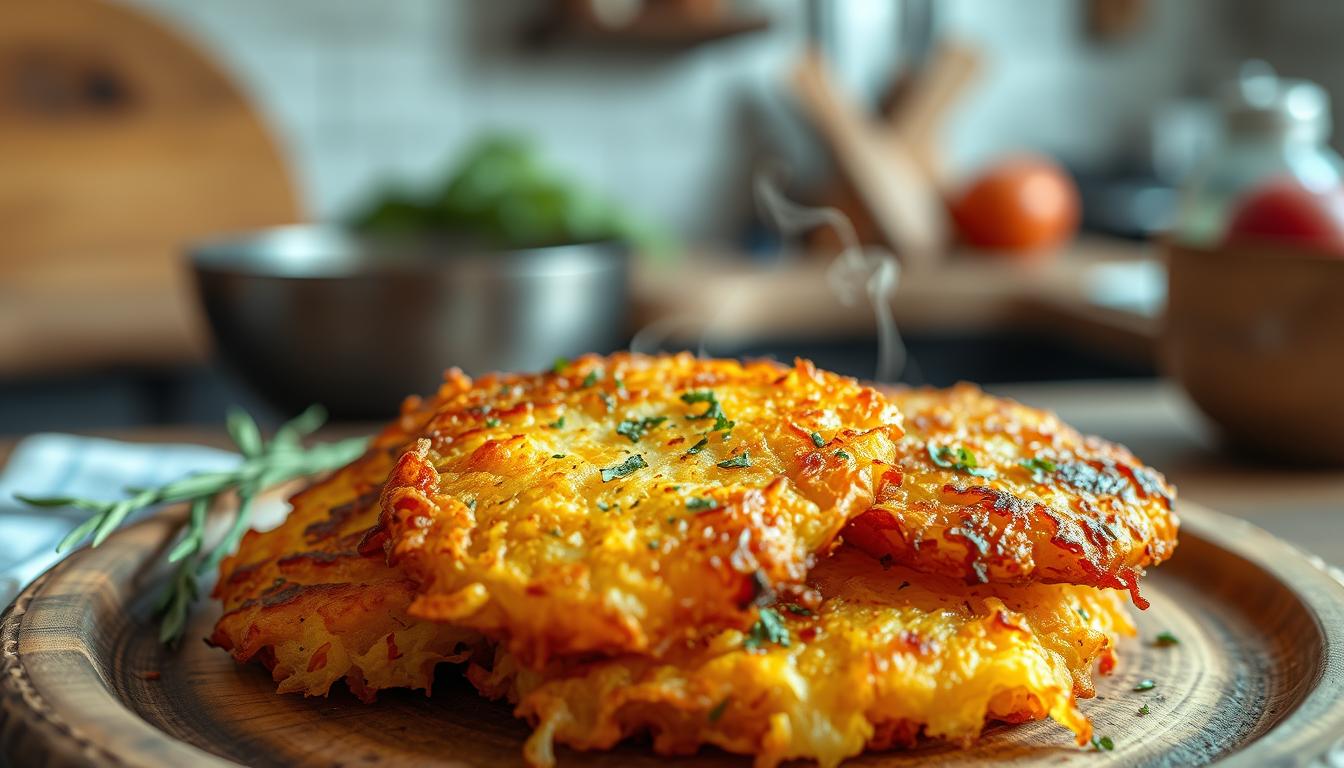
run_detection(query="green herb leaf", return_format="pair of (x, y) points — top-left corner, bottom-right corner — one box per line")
(647, 539), (660, 550)
(681, 390), (733, 432)
(582, 370), (601, 387)
(485, 417), (501, 428)
(834, 450), (851, 461)
(686, 496), (718, 512)
(717, 452), (751, 469)
(810, 431), (826, 448)
(783, 603), (813, 617)
(928, 444), (996, 479)
(708, 696), (731, 723)
(596, 501), (610, 511)
(1133, 678), (1155, 691)
(225, 407), (263, 458)
(1137, 703), (1150, 716)
(552, 357), (569, 374)
(1091, 735), (1114, 752)
(744, 607), (790, 650)
(600, 454), (648, 482)
(1153, 631), (1179, 647)
(615, 416), (668, 444)
(685, 437), (709, 456)
(548, 416), (566, 429)
(551, 453), (566, 459)
(1019, 457), (1057, 474)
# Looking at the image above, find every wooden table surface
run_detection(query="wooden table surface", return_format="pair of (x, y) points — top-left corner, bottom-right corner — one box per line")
(4, 378), (1342, 564)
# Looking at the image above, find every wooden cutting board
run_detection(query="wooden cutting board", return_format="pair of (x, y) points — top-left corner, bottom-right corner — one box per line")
(0, 0), (300, 375)
(2, 494), (1343, 767)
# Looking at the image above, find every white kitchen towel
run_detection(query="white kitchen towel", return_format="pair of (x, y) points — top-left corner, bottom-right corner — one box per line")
(0, 433), (239, 604)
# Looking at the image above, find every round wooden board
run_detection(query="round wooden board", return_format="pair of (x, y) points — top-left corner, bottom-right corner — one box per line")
(4, 500), (1344, 768)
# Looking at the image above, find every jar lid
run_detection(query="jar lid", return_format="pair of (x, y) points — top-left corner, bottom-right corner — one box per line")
(1221, 61), (1330, 142)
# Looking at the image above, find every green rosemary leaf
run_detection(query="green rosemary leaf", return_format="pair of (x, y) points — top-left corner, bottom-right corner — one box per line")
(226, 407), (264, 458)
(55, 514), (106, 553)
(716, 452), (751, 469)
(201, 489), (256, 576)
(273, 404), (328, 448)
(91, 499), (138, 547)
(167, 497), (210, 563)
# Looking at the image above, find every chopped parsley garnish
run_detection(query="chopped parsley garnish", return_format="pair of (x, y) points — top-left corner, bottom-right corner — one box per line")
(582, 370), (601, 387)
(1137, 703), (1150, 716)
(743, 607), (790, 650)
(596, 501), (610, 511)
(783, 603), (813, 617)
(616, 415), (668, 443)
(681, 390), (734, 433)
(1091, 735), (1114, 752)
(686, 437), (709, 456)
(551, 453), (566, 459)
(485, 417), (501, 428)
(1133, 678), (1155, 691)
(686, 496), (718, 512)
(717, 452), (751, 469)
(810, 431), (826, 448)
(647, 539), (660, 550)
(600, 392), (616, 412)
(1020, 457), (1057, 475)
(834, 449), (851, 461)
(548, 416), (566, 429)
(600, 454), (647, 482)
(708, 696), (731, 723)
(614, 375), (625, 390)
(552, 357), (569, 374)
(1154, 631), (1180, 647)
(928, 444), (996, 478)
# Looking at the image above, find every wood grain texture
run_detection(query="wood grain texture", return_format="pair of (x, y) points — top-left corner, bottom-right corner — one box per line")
(3, 499), (1344, 768)
(0, 0), (299, 375)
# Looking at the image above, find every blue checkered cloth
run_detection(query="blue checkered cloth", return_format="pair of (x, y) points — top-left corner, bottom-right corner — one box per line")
(0, 434), (239, 604)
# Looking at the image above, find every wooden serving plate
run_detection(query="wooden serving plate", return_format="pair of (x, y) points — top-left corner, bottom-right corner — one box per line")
(4, 498), (1344, 767)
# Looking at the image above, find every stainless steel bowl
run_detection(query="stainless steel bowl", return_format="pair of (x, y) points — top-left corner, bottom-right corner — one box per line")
(191, 225), (629, 417)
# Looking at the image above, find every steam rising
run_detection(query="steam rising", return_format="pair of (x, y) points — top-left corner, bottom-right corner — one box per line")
(629, 169), (908, 384)
(753, 173), (906, 383)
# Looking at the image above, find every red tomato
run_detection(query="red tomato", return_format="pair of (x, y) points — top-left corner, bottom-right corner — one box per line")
(1224, 178), (1344, 255)
(950, 155), (1080, 257)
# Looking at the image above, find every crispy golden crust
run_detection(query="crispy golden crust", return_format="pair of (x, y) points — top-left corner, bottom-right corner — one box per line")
(844, 384), (1179, 604)
(209, 400), (479, 700)
(470, 549), (1134, 768)
(372, 353), (904, 664)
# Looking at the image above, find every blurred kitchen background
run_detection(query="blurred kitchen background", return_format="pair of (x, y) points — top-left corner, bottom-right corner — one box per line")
(4, 0), (1344, 437)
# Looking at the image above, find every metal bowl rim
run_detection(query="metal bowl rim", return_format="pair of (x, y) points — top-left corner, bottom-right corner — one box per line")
(188, 224), (629, 279)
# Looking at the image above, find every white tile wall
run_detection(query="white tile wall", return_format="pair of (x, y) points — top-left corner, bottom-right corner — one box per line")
(119, 0), (1212, 240)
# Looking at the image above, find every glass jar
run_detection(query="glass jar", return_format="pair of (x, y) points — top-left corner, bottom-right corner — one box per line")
(1173, 63), (1344, 246)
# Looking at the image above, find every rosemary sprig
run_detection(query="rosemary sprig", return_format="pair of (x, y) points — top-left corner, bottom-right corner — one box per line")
(15, 405), (369, 644)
